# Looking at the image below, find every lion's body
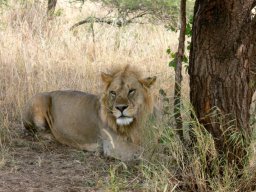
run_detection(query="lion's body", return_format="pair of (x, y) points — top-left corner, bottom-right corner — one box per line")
(23, 66), (156, 161)
(23, 91), (101, 150)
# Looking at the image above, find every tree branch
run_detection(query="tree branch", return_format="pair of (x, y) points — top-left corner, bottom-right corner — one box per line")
(249, 15), (256, 92)
(70, 12), (149, 30)
(126, 11), (148, 23)
(174, 0), (186, 141)
(251, 0), (256, 10)
(70, 17), (114, 30)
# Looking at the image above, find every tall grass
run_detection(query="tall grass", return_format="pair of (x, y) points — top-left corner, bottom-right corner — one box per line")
(0, 0), (177, 116)
(105, 101), (256, 191)
(98, 92), (256, 191)
(0, 0), (180, 151)
(0, 1), (256, 191)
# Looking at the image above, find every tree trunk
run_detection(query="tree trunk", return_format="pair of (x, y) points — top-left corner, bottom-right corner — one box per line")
(47, 0), (57, 18)
(189, 0), (256, 164)
(174, 0), (186, 141)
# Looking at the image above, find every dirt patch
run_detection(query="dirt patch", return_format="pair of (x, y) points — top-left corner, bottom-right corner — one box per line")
(0, 129), (141, 192)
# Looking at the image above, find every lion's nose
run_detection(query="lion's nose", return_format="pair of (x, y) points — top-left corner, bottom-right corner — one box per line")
(115, 105), (128, 113)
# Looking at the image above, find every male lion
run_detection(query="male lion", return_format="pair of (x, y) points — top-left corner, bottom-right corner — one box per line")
(22, 66), (156, 161)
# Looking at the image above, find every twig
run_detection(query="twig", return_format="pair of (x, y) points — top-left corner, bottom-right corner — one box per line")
(174, 0), (186, 141)
(70, 17), (114, 30)
(127, 11), (148, 23)
(70, 12), (149, 31)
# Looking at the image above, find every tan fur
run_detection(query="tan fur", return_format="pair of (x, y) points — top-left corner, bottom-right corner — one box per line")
(100, 65), (156, 144)
(22, 66), (156, 161)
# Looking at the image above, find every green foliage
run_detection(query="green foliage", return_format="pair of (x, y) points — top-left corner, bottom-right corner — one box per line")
(185, 16), (193, 37)
(102, 0), (179, 27)
(74, 0), (194, 28)
(54, 8), (64, 17)
(100, 0), (181, 16)
(0, 0), (8, 10)
(166, 48), (189, 70)
(167, 15), (193, 72)
(166, 47), (176, 68)
(0, 0), (7, 5)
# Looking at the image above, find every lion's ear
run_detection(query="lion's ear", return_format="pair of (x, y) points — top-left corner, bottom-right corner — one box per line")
(140, 76), (157, 88)
(101, 72), (113, 84)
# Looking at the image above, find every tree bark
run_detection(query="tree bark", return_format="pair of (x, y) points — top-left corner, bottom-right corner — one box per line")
(189, 0), (256, 164)
(249, 13), (256, 92)
(174, 0), (186, 141)
(47, 0), (57, 18)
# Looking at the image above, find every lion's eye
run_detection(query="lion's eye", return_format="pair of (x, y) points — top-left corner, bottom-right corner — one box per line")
(128, 89), (136, 96)
(110, 91), (116, 97)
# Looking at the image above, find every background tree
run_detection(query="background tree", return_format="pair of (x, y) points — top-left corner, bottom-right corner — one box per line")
(189, 0), (256, 165)
(71, 0), (194, 29)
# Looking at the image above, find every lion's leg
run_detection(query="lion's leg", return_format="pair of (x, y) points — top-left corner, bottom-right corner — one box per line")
(23, 119), (37, 134)
(101, 128), (143, 161)
(78, 143), (100, 152)
(23, 94), (52, 134)
(129, 129), (141, 145)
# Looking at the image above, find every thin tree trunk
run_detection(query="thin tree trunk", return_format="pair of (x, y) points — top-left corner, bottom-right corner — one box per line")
(174, 0), (186, 141)
(189, 0), (256, 165)
(47, 0), (57, 18)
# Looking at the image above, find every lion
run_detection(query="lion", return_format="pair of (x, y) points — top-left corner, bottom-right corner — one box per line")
(22, 66), (156, 161)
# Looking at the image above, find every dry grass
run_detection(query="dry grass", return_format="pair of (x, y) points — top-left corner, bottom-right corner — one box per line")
(0, 0), (180, 140)
(0, 1), (179, 191)
(0, 0), (180, 119)
(1, 1), (256, 192)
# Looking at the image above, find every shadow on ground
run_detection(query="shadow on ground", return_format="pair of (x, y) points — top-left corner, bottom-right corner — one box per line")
(0, 128), (130, 192)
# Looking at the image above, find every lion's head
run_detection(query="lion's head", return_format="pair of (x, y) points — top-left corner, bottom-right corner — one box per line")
(100, 65), (156, 142)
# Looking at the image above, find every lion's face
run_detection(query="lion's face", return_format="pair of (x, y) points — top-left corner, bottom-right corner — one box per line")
(100, 66), (156, 130)
(106, 75), (146, 126)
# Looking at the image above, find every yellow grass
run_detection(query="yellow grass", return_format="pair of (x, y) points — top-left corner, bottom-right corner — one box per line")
(0, 0), (183, 122)
(0, 2), (181, 189)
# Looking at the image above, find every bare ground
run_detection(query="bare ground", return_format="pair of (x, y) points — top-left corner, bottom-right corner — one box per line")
(0, 126), (142, 192)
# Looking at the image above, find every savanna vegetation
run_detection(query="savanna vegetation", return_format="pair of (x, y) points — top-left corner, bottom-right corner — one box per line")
(0, 0), (256, 191)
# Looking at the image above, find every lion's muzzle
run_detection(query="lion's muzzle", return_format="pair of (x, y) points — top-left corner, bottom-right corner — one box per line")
(114, 104), (134, 125)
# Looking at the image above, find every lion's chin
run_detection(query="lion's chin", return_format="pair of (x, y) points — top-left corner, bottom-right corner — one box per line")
(116, 117), (133, 126)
